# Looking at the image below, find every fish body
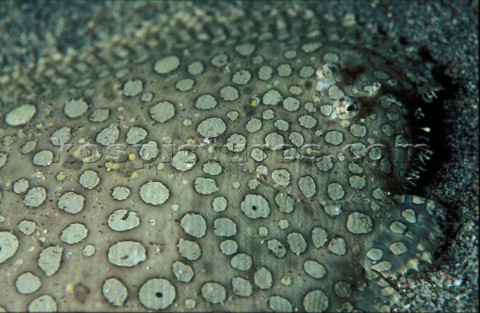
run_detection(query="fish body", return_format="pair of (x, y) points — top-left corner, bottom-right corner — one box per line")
(0, 11), (443, 312)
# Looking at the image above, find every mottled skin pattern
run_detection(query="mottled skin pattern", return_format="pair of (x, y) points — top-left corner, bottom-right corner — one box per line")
(0, 10), (442, 313)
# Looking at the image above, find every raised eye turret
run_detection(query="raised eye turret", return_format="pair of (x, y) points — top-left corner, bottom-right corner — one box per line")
(315, 63), (343, 91)
(332, 96), (361, 120)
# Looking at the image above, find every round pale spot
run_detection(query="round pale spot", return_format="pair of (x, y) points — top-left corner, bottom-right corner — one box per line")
(349, 176), (366, 190)
(289, 132), (304, 147)
(220, 240), (238, 256)
(212, 196), (227, 212)
(287, 232), (307, 255)
(320, 104), (333, 116)
(347, 212), (373, 234)
(197, 117), (226, 138)
(214, 217), (237, 237)
(265, 132), (284, 151)
(89, 108), (109, 122)
(96, 124), (120, 146)
(303, 290), (329, 313)
(299, 115), (317, 129)
(122, 79), (143, 96)
(195, 94), (217, 110)
(232, 69), (252, 85)
(38, 246), (63, 276)
(349, 163), (364, 174)
(211, 54), (228, 67)
(283, 97), (300, 111)
(16, 272), (42, 294)
(194, 177), (219, 195)
(325, 131), (344, 145)
(17, 220), (36, 235)
(58, 192), (85, 214)
(28, 294), (57, 312)
(241, 194), (270, 219)
(139, 278), (176, 310)
(112, 186), (131, 201)
(389, 242), (408, 255)
(82, 244), (96, 257)
(50, 127), (72, 146)
(327, 183), (345, 201)
(254, 267), (273, 289)
(33, 150), (54, 166)
(0, 232), (19, 263)
(153, 55), (180, 74)
(274, 119), (289, 131)
(235, 43), (256, 56)
(369, 146), (383, 160)
(64, 98), (88, 119)
(108, 241), (146, 267)
(402, 209), (417, 223)
(21, 140), (37, 154)
(299, 65), (315, 78)
(350, 143), (367, 159)
(102, 278), (128, 307)
(311, 227), (328, 248)
(141, 92), (154, 102)
(172, 151), (197, 171)
(277, 63), (292, 77)
(175, 78), (195, 91)
(172, 261), (194, 283)
(272, 169), (291, 187)
(328, 237), (347, 256)
(250, 147), (266, 162)
(268, 296), (293, 312)
(275, 193), (295, 214)
(23, 187), (47, 208)
(258, 65), (273, 80)
(181, 213), (207, 238)
(231, 253), (252, 271)
(201, 282), (226, 304)
(150, 101), (175, 123)
(187, 60), (205, 75)
(262, 109), (275, 120)
(371, 261), (392, 272)
(232, 277), (252, 297)
(267, 239), (287, 258)
(177, 239), (201, 261)
(246, 118), (262, 133)
(140, 181), (170, 205)
(108, 209), (140, 232)
(139, 140), (159, 161)
(203, 161), (222, 176)
(220, 85), (239, 101)
(126, 127), (148, 145)
(79, 170), (100, 189)
(298, 176), (316, 198)
(301, 41), (322, 53)
(304, 260), (326, 279)
(350, 124), (367, 137)
(367, 248), (383, 261)
(226, 134), (246, 152)
(5, 104), (36, 126)
(316, 156), (333, 172)
(263, 89), (282, 105)
(390, 221), (407, 234)
(334, 281), (352, 298)
(60, 223), (89, 244)
(328, 85), (344, 99)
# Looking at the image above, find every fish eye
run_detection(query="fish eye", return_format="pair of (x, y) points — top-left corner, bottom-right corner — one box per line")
(333, 97), (361, 119)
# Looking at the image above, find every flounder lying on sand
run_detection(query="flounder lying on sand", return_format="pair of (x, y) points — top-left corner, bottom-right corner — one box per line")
(0, 8), (444, 312)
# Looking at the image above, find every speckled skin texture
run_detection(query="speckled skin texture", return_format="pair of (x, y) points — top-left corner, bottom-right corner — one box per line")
(0, 1), (478, 312)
